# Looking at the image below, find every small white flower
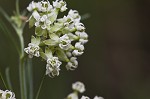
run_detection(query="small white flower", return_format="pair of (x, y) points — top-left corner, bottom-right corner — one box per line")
(75, 31), (88, 39)
(53, 0), (67, 12)
(46, 57), (62, 77)
(35, 14), (52, 29)
(41, 1), (53, 12)
(32, 10), (41, 21)
(81, 96), (90, 99)
(79, 39), (88, 44)
(27, 1), (42, 12)
(93, 96), (104, 99)
(67, 92), (78, 99)
(75, 23), (85, 31)
(68, 10), (81, 22)
(72, 42), (84, 56)
(72, 81), (85, 93)
(24, 43), (40, 58)
(0, 90), (16, 99)
(66, 57), (78, 70)
(47, 57), (62, 68)
(46, 64), (60, 77)
(59, 34), (71, 50)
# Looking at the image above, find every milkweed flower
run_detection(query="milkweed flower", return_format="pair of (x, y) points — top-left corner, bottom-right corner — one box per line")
(72, 81), (85, 93)
(25, 0), (89, 77)
(24, 36), (40, 58)
(67, 92), (78, 99)
(93, 96), (104, 99)
(81, 96), (90, 99)
(0, 90), (16, 99)
(66, 82), (104, 99)
(66, 57), (78, 70)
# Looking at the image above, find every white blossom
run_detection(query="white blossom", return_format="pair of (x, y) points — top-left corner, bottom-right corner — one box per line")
(46, 57), (62, 77)
(93, 96), (104, 99)
(59, 34), (71, 50)
(75, 23), (85, 31)
(81, 96), (90, 99)
(67, 92), (78, 99)
(35, 14), (52, 29)
(79, 39), (88, 44)
(41, 1), (53, 12)
(72, 81), (85, 93)
(32, 10), (41, 21)
(26, 0), (89, 77)
(75, 31), (88, 39)
(66, 57), (78, 70)
(0, 90), (16, 99)
(53, 0), (67, 12)
(24, 43), (40, 58)
(72, 42), (84, 56)
(27, 1), (42, 12)
(68, 10), (81, 22)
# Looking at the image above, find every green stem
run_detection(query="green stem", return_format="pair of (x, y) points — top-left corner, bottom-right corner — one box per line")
(0, 71), (8, 89)
(18, 30), (27, 99)
(35, 74), (46, 99)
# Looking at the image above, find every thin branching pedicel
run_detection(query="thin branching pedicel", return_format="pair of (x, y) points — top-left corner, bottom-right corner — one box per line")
(25, 0), (89, 78)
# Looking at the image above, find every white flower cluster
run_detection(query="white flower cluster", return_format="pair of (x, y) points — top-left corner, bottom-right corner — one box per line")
(67, 82), (103, 99)
(0, 90), (16, 99)
(25, 0), (88, 77)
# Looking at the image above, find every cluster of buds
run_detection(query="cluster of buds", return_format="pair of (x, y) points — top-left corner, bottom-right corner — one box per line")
(66, 81), (103, 99)
(0, 90), (16, 99)
(25, 0), (88, 77)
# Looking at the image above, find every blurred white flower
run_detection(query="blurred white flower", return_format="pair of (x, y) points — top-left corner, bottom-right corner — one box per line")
(72, 81), (85, 93)
(93, 96), (104, 99)
(27, 1), (42, 12)
(81, 96), (90, 99)
(0, 90), (16, 99)
(67, 92), (78, 99)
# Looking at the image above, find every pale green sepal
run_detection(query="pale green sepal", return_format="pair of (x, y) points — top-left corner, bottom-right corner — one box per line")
(40, 52), (47, 60)
(56, 48), (69, 62)
(45, 47), (53, 58)
(29, 16), (35, 28)
(43, 39), (58, 46)
(35, 27), (43, 36)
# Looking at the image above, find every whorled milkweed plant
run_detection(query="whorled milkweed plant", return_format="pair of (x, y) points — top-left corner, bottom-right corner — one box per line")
(0, 0), (103, 99)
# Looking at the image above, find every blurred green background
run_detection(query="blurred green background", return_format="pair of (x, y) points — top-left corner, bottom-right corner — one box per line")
(0, 0), (150, 99)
